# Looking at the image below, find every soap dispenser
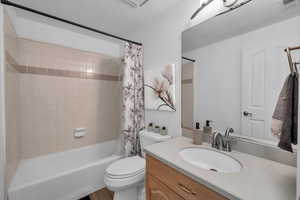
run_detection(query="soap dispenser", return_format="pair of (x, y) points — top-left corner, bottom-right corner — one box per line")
(203, 120), (213, 134)
(193, 122), (203, 145)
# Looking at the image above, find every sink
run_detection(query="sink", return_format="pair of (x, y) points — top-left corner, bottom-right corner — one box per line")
(179, 148), (242, 173)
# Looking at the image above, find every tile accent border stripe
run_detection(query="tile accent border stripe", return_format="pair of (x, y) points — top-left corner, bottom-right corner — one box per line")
(182, 125), (194, 131)
(182, 79), (193, 84)
(5, 52), (120, 81)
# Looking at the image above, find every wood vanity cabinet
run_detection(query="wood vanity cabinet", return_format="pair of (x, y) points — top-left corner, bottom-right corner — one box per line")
(146, 155), (228, 200)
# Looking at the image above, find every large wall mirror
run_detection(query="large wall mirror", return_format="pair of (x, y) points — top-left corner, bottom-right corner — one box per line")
(182, 0), (300, 146)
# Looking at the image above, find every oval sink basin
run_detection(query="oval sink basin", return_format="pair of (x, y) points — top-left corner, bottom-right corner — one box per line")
(179, 148), (242, 173)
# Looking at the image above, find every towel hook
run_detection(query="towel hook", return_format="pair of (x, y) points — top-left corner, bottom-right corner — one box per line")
(286, 48), (295, 74)
(294, 62), (299, 73)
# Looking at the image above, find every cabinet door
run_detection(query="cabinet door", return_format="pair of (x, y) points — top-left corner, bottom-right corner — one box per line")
(147, 174), (184, 200)
(147, 155), (227, 200)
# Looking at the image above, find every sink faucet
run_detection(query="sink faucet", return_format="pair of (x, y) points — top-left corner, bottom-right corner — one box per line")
(212, 132), (224, 150)
(223, 128), (234, 152)
(212, 128), (234, 152)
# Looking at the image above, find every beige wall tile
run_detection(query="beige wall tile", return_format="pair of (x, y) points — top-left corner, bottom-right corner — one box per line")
(18, 38), (120, 76)
(182, 128), (193, 139)
(19, 71), (120, 159)
(6, 31), (121, 160)
(4, 10), (21, 186)
(182, 62), (194, 80)
(5, 63), (21, 185)
(182, 62), (194, 131)
(182, 84), (194, 129)
(4, 10), (18, 61)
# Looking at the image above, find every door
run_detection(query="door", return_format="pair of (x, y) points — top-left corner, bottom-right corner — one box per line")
(241, 44), (290, 140)
(241, 46), (267, 139)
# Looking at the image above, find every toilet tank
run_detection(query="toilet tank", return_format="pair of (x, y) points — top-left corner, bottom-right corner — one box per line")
(140, 130), (171, 151)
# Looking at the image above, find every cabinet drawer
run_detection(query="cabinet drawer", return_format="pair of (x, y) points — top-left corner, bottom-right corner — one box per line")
(147, 155), (227, 200)
(147, 174), (184, 200)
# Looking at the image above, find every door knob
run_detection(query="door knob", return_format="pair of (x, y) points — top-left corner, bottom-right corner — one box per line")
(243, 111), (253, 117)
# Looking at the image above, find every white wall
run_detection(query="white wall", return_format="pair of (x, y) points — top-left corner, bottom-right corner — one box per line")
(184, 16), (300, 136)
(15, 17), (121, 57)
(130, 3), (300, 197)
(0, 4), (7, 200)
(129, 0), (299, 137)
(186, 36), (241, 133)
(129, 1), (201, 136)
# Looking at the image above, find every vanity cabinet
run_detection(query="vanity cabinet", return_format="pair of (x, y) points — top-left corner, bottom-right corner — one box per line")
(148, 174), (184, 200)
(146, 155), (228, 200)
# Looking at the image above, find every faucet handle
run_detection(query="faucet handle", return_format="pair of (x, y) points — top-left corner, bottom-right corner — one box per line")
(211, 132), (215, 146)
(225, 128), (234, 137)
(211, 131), (218, 148)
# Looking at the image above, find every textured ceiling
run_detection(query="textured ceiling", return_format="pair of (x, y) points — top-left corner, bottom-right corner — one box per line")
(13, 0), (182, 37)
(183, 0), (300, 52)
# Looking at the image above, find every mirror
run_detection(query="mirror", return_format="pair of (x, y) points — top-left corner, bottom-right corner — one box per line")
(182, 0), (300, 144)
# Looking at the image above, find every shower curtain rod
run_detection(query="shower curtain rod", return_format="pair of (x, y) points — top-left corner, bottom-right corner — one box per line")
(0, 0), (143, 46)
(284, 46), (300, 52)
(182, 57), (196, 63)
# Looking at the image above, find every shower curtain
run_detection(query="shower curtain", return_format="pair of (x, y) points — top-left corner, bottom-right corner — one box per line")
(121, 42), (145, 157)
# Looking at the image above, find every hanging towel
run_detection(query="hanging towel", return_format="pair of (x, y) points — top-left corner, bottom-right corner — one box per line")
(271, 73), (298, 152)
(291, 73), (298, 145)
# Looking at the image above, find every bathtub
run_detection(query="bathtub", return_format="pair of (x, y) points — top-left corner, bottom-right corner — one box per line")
(8, 140), (121, 200)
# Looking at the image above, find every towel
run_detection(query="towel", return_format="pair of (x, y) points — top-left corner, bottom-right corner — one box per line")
(271, 73), (298, 152)
(292, 73), (298, 145)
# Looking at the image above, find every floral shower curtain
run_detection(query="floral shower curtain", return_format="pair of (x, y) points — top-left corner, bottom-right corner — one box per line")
(121, 42), (145, 157)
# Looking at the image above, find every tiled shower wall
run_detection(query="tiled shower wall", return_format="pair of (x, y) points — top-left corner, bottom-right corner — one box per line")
(4, 10), (21, 186)
(5, 16), (121, 174)
(17, 39), (121, 159)
(181, 62), (194, 137)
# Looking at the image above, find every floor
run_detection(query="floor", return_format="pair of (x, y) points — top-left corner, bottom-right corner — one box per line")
(79, 188), (114, 200)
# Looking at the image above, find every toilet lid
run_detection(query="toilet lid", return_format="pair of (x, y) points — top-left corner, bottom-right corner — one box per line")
(106, 156), (145, 178)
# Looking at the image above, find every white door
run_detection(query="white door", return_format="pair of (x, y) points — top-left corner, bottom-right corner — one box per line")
(241, 46), (267, 139)
(241, 44), (290, 140)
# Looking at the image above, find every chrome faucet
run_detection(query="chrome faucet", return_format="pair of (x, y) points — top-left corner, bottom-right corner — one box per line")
(212, 132), (224, 150)
(223, 128), (234, 152)
(211, 128), (234, 152)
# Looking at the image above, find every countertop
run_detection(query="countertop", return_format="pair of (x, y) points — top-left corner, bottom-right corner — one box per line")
(144, 136), (296, 200)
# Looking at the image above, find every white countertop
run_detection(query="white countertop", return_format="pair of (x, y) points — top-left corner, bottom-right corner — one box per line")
(144, 136), (296, 200)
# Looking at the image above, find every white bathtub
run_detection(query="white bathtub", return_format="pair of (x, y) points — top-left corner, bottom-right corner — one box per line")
(8, 140), (121, 200)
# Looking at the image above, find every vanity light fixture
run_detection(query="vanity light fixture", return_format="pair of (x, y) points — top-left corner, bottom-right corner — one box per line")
(217, 0), (253, 16)
(122, 0), (150, 8)
(191, 0), (239, 20)
(223, 0), (238, 7)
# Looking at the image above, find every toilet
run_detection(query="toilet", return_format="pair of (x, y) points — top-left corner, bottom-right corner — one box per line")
(104, 130), (171, 200)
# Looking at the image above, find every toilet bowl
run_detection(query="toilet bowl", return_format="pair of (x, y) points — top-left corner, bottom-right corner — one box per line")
(104, 130), (171, 200)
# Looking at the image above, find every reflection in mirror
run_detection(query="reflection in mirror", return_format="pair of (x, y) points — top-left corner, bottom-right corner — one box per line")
(182, 0), (300, 145)
(181, 59), (194, 136)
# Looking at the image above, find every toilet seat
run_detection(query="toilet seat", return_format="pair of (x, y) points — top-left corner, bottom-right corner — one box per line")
(105, 156), (145, 178)
(104, 156), (145, 191)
